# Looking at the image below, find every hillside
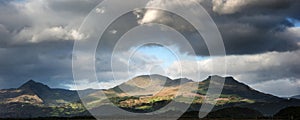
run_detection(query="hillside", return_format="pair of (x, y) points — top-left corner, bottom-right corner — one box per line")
(0, 75), (299, 118)
(0, 80), (81, 105)
(0, 80), (88, 118)
(84, 75), (299, 116)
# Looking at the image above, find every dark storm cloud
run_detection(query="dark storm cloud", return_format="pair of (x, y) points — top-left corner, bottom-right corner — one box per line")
(126, 0), (300, 56)
(0, 40), (74, 89)
(0, 0), (103, 88)
(211, 0), (296, 15)
(0, 0), (102, 47)
(207, 0), (300, 55)
(216, 21), (298, 55)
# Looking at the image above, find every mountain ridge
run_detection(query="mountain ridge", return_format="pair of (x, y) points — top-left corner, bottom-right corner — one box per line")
(0, 75), (299, 118)
(292, 95), (300, 99)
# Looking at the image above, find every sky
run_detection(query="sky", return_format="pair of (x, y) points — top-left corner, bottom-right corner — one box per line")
(0, 0), (299, 97)
(287, 17), (300, 27)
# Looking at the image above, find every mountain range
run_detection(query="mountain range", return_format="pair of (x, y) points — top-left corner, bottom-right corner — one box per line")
(0, 75), (299, 119)
(292, 95), (300, 99)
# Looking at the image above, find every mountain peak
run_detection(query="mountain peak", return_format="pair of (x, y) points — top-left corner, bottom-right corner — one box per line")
(19, 80), (50, 90)
(224, 76), (240, 83)
(135, 74), (169, 79)
(26, 79), (36, 84)
(205, 75), (240, 84)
